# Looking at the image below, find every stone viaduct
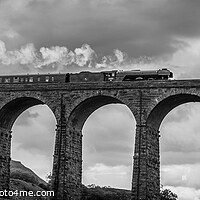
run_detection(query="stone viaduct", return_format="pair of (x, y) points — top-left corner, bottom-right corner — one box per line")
(0, 79), (200, 199)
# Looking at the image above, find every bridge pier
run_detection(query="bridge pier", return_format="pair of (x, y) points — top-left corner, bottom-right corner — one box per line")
(62, 126), (82, 200)
(132, 125), (160, 200)
(52, 123), (82, 199)
(0, 128), (11, 199)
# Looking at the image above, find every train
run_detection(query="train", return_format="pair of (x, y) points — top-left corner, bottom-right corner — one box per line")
(0, 68), (173, 84)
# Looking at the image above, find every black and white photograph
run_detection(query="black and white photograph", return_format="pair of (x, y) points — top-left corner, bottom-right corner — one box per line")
(0, 0), (200, 199)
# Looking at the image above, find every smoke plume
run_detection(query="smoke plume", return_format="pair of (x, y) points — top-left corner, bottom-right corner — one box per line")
(0, 40), (126, 69)
(0, 40), (171, 73)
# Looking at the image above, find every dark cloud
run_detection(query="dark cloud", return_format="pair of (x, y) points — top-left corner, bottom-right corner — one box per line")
(1, 0), (200, 60)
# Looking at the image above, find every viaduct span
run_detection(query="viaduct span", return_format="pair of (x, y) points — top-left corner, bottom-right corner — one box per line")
(0, 79), (200, 199)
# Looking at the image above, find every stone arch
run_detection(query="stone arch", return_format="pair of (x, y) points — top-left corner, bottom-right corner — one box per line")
(66, 90), (140, 125)
(0, 97), (45, 130)
(57, 94), (136, 199)
(0, 92), (61, 122)
(146, 88), (199, 122)
(147, 93), (200, 130)
(68, 95), (126, 130)
(138, 93), (200, 199)
(0, 96), (58, 192)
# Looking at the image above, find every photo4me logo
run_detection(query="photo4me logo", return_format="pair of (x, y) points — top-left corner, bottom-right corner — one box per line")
(0, 189), (54, 197)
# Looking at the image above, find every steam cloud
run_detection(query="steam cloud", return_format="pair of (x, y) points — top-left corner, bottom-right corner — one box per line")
(0, 40), (170, 72)
(0, 40), (128, 69)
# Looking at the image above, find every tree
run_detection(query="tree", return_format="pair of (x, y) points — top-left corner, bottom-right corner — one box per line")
(46, 172), (52, 183)
(45, 172), (52, 190)
(160, 185), (178, 200)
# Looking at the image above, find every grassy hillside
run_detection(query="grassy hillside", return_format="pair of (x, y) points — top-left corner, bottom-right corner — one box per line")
(10, 179), (49, 200)
(10, 160), (49, 200)
(9, 160), (132, 199)
(81, 185), (131, 200)
(10, 160), (48, 190)
(9, 160), (177, 200)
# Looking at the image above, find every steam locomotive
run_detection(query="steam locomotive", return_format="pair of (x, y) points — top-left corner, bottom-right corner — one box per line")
(0, 68), (173, 84)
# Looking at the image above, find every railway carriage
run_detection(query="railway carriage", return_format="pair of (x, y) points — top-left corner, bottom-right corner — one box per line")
(0, 68), (173, 84)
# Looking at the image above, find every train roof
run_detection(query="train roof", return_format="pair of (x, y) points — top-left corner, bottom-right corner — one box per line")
(0, 73), (63, 77)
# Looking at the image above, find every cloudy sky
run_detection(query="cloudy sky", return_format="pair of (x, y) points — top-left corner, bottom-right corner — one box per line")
(1, 0), (200, 199)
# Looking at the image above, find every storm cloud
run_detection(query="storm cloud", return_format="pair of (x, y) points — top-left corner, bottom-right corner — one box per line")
(1, 0), (200, 64)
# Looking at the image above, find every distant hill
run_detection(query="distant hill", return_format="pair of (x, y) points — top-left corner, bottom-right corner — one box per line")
(10, 160), (48, 190)
(9, 160), (176, 200)
(10, 179), (49, 200)
(81, 185), (131, 200)
(10, 160), (49, 200)
(10, 160), (132, 200)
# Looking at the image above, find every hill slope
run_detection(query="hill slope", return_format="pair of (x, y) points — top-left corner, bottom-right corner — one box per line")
(10, 160), (132, 199)
(10, 160), (50, 200)
(10, 160), (47, 189)
(81, 185), (131, 200)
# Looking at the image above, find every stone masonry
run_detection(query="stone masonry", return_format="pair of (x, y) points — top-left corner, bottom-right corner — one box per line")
(0, 79), (200, 199)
